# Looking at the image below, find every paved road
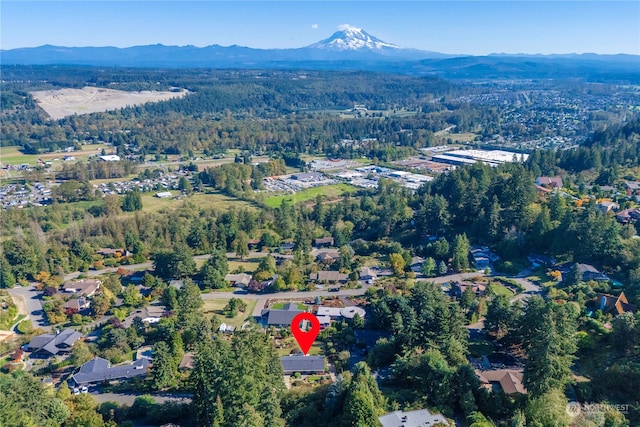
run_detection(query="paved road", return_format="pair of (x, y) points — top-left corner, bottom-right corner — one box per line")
(7, 285), (49, 331)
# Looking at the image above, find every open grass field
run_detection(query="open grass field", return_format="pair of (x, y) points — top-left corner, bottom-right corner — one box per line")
(0, 143), (111, 167)
(31, 86), (188, 119)
(140, 191), (255, 213)
(437, 132), (478, 143)
(203, 298), (258, 328)
(263, 183), (356, 208)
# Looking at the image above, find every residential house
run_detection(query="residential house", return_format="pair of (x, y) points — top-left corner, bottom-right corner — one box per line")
(96, 248), (129, 258)
(261, 303), (305, 327)
(527, 253), (557, 267)
(594, 292), (637, 316)
(225, 273), (252, 288)
(470, 246), (500, 270)
(476, 369), (527, 395)
(316, 307), (344, 318)
(64, 297), (90, 313)
(575, 263), (610, 282)
(596, 201), (619, 214)
(72, 357), (150, 386)
(616, 208), (640, 224)
(279, 242), (296, 252)
(378, 409), (449, 427)
(453, 282), (487, 298)
(179, 352), (195, 371)
(340, 306), (366, 319)
(624, 181), (640, 196)
(315, 249), (341, 264)
(317, 315), (332, 328)
(62, 279), (101, 297)
(247, 239), (260, 250)
(279, 355), (325, 375)
(358, 267), (377, 282)
(27, 328), (83, 357)
(309, 271), (349, 284)
(536, 176), (563, 188)
(313, 237), (335, 248)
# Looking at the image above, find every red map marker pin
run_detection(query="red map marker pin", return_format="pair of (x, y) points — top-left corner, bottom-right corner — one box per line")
(291, 312), (320, 355)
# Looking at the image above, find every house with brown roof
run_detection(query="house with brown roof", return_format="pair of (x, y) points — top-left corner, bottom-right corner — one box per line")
(616, 208), (640, 224)
(64, 297), (90, 313)
(63, 279), (101, 297)
(315, 249), (341, 263)
(313, 236), (335, 247)
(476, 369), (527, 395)
(97, 248), (129, 258)
(536, 176), (563, 189)
(624, 181), (640, 196)
(594, 292), (637, 316)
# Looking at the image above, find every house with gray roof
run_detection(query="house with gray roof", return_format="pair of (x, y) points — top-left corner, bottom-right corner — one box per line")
(27, 328), (83, 357)
(72, 357), (150, 386)
(262, 303), (305, 327)
(279, 355), (325, 374)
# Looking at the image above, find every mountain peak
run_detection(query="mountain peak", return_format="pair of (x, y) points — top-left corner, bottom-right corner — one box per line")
(307, 25), (402, 51)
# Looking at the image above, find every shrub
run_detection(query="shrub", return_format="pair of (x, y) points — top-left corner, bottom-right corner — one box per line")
(16, 320), (32, 334)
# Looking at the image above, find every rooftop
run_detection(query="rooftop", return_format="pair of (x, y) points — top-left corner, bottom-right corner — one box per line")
(378, 409), (449, 427)
(72, 357), (150, 385)
(279, 355), (325, 373)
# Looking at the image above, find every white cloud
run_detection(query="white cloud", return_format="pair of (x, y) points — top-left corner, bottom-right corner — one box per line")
(338, 24), (361, 32)
(311, 24), (318, 29)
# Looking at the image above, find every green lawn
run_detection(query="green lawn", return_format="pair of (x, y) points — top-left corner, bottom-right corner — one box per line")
(271, 302), (307, 310)
(264, 184), (356, 208)
(228, 260), (260, 273)
(0, 144), (110, 166)
(203, 298), (258, 328)
(489, 283), (515, 297)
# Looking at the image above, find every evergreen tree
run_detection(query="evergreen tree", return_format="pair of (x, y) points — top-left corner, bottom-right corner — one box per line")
(234, 231), (250, 260)
(521, 299), (578, 397)
(199, 246), (229, 289)
(421, 257), (437, 277)
(150, 341), (178, 390)
(438, 260), (448, 276)
(121, 190), (142, 212)
(0, 256), (16, 288)
(452, 233), (471, 272)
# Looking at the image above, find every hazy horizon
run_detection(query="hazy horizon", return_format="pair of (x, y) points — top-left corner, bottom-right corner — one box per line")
(2, 1), (639, 55)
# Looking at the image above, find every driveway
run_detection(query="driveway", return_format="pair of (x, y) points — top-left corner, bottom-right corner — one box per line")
(8, 285), (49, 331)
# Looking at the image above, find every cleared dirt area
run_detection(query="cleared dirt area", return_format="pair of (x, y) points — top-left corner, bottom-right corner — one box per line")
(31, 86), (188, 119)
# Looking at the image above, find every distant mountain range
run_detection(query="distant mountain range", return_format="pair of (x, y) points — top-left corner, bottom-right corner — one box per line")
(2, 26), (639, 80)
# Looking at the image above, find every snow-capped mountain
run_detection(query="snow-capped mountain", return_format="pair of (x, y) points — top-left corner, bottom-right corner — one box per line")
(306, 25), (402, 51)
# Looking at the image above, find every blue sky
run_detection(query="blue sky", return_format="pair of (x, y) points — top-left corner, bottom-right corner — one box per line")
(2, 1), (639, 55)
